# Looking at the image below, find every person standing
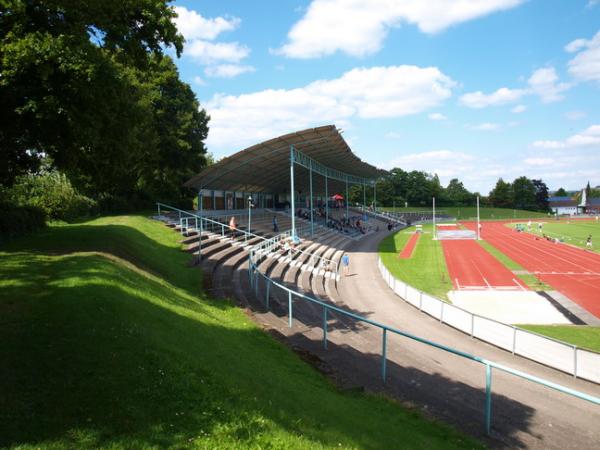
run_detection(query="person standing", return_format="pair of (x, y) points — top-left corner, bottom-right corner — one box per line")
(272, 215), (279, 233)
(229, 216), (237, 239)
(587, 234), (593, 249)
(341, 253), (350, 276)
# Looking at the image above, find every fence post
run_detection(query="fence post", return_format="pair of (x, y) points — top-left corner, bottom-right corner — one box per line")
(381, 328), (388, 382)
(485, 364), (493, 435)
(573, 346), (578, 378)
(471, 314), (475, 337)
(419, 291), (423, 310)
(512, 327), (517, 354)
(221, 224), (225, 237)
(440, 301), (444, 323)
(254, 271), (259, 296)
(157, 204), (161, 216)
(323, 307), (328, 349)
(288, 291), (293, 328)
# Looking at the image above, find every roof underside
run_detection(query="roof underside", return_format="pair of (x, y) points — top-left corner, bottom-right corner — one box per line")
(185, 125), (388, 194)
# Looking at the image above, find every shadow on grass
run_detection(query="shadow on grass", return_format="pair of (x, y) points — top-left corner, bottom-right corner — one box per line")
(1, 253), (488, 449)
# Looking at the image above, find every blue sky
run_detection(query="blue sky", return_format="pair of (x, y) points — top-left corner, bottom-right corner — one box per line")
(170, 0), (600, 193)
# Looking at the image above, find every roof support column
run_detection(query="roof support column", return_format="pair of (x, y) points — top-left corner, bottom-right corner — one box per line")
(309, 160), (314, 236)
(212, 190), (216, 210)
(363, 182), (366, 212)
(373, 182), (377, 211)
(290, 145), (296, 239)
(325, 173), (329, 225)
(345, 176), (349, 221)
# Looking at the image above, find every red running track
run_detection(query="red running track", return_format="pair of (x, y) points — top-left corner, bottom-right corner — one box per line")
(441, 238), (525, 290)
(399, 233), (420, 258)
(463, 221), (600, 318)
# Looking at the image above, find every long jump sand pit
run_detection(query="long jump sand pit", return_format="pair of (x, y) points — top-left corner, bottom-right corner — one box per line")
(448, 290), (572, 325)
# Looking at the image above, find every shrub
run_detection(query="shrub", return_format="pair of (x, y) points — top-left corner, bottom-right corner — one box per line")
(7, 171), (96, 221)
(0, 201), (46, 242)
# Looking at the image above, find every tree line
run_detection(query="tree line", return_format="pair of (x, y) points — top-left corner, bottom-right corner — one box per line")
(350, 168), (551, 211)
(1, 0), (209, 227)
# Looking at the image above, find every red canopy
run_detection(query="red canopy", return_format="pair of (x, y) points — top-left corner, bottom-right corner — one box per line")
(331, 194), (344, 200)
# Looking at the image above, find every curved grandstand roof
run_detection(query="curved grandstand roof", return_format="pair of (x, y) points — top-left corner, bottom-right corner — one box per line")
(185, 125), (388, 194)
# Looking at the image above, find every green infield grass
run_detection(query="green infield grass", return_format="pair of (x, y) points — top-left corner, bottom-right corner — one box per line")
(0, 215), (482, 449)
(511, 219), (600, 253)
(378, 224), (453, 300)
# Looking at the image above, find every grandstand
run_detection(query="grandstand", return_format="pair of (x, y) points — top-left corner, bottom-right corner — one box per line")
(152, 126), (600, 445)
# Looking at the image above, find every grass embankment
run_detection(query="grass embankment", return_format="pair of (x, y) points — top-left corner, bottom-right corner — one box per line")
(518, 326), (600, 353)
(512, 219), (600, 253)
(381, 206), (548, 220)
(476, 240), (550, 291)
(0, 215), (482, 449)
(379, 224), (453, 300)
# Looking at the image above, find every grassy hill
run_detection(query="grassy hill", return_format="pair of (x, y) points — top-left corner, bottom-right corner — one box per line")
(0, 215), (482, 449)
(381, 206), (548, 220)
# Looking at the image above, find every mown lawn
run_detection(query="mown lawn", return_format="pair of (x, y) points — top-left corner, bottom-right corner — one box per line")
(381, 206), (548, 220)
(378, 224), (453, 300)
(0, 215), (482, 449)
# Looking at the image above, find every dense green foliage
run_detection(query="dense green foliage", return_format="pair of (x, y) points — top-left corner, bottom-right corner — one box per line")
(0, 215), (482, 449)
(1, 0), (208, 204)
(0, 200), (45, 241)
(379, 225), (453, 299)
(4, 166), (95, 220)
(488, 177), (549, 211)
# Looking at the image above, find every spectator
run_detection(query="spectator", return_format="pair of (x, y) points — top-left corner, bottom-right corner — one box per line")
(229, 216), (237, 239)
(273, 215), (279, 233)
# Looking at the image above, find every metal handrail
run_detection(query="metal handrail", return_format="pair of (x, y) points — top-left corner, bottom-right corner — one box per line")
(247, 244), (600, 436)
(156, 202), (339, 275)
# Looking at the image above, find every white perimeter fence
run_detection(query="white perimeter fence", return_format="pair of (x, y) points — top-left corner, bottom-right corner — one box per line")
(378, 258), (600, 384)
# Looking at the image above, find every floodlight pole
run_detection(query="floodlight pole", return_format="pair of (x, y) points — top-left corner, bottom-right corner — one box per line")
(477, 196), (481, 240)
(309, 160), (314, 236)
(433, 196), (437, 240)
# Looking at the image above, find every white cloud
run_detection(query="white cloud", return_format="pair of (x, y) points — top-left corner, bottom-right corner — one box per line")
(186, 40), (250, 65)
(428, 112), (447, 120)
(532, 125), (600, 149)
(511, 104), (527, 113)
(205, 64), (256, 78)
(460, 87), (525, 108)
(566, 30), (600, 82)
(204, 65), (455, 151)
(469, 122), (501, 131)
(527, 67), (570, 103)
(276, 0), (525, 58)
(193, 76), (206, 86)
(385, 131), (402, 139)
(387, 150), (476, 181)
(524, 157), (555, 166)
(174, 6), (240, 41)
(565, 110), (586, 120)
(460, 67), (569, 108)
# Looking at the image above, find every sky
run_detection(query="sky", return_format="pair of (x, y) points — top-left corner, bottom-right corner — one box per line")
(169, 0), (600, 194)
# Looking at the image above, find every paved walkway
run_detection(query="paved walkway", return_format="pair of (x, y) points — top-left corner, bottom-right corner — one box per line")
(330, 229), (600, 449)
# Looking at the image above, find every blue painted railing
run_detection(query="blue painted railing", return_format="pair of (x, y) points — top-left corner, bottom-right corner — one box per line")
(247, 234), (600, 435)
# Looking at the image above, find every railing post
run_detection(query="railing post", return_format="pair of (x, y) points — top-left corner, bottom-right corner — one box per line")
(381, 328), (387, 382)
(221, 224), (225, 237)
(288, 291), (293, 328)
(573, 345), (578, 378)
(157, 203), (161, 216)
(440, 301), (444, 322)
(471, 314), (475, 337)
(419, 291), (423, 310)
(485, 364), (493, 435)
(254, 271), (259, 296)
(323, 307), (328, 349)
